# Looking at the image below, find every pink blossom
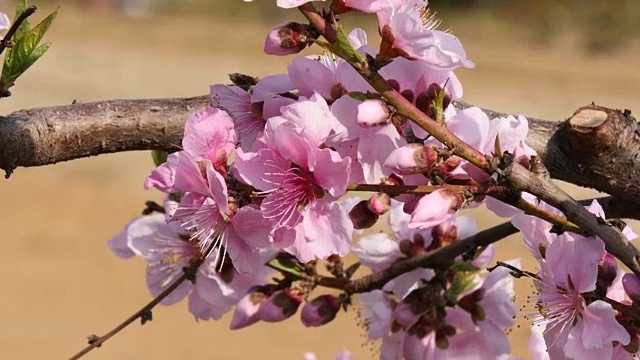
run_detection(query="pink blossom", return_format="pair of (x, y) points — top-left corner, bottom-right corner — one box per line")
(528, 324), (550, 360)
(475, 260), (518, 355)
(533, 233), (631, 358)
(0, 13), (9, 33)
(109, 213), (270, 321)
(354, 200), (477, 298)
(250, 73), (295, 103)
(234, 104), (353, 262)
(288, 55), (341, 100)
(210, 85), (264, 151)
(377, 1), (474, 71)
(144, 108), (285, 273)
(358, 290), (395, 339)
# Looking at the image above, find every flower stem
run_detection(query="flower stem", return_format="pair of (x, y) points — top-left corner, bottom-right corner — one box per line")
(68, 259), (203, 360)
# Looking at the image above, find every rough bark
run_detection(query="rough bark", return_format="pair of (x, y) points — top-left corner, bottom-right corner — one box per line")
(455, 102), (640, 204)
(2, 96), (640, 209)
(0, 96), (208, 178)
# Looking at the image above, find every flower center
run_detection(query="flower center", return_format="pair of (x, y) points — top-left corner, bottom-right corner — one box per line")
(260, 162), (325, 228)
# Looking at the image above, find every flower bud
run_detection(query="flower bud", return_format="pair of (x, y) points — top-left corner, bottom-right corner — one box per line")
(623, 273), (640, 305)
(331, 0), (352, 14)
(300, 294), (341, 327)
(255, 289), (302, 323)
(401, 89), (414, 104)
(457, 288), (486, 324)
(409, 189), (464, 230)
(264, 22), (313, 56)
(384, 144), (438, 175)
(230, 285), (276, 330)
(416, 83), (452, 120)
(356, 99), (391, 128)
(348, 200), (379, 229)
(598, 252), (618, 289)
(429, 221), (459, 250)
(367, 193), (391, 215)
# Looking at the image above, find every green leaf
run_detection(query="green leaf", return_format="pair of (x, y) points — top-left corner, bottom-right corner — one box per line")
(1, 6), (57, 94)
(448, 272), (477, 297)
(334, 25), (366, 65)
(347, 91), (379, 102)
(151, 150), (169, 166)
(267, 256), (304, 278)
(12, 0), (31, 41)
(314, 40), (340, 56)
(451, 260), (481, 273)
(344, 262), (361, 279)
(30, 8), (58, 47)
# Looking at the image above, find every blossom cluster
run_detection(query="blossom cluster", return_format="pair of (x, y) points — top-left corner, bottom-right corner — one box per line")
(107, 1), (640, 359)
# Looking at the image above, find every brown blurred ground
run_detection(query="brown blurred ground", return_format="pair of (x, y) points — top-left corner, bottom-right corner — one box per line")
(1, 1), (640, 359)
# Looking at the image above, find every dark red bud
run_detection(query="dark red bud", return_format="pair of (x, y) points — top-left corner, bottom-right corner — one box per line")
(300, 294), (341, 327)
(349, 200), (379, 229)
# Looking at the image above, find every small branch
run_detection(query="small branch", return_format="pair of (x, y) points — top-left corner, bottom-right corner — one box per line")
(298, 3), (337, 43)
(603, 297), (640, 322)
(297, 3), (490, 172)
(504, 162), (640, 275)
(68, 260), (202, 360)
(584, 196), (640, 220)
(142, 200), (165, 215)
(0, 6), (37, 56)
(346, 183), (499, 196)
(345, 221), (517, 294)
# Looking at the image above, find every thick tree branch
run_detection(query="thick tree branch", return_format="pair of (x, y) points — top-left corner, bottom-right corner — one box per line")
(0, 95), (208, 178)
(4, 96), (640, 217)
(454, 102), (640, 205)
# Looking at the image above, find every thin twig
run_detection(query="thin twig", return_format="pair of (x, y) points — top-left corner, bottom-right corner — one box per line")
(505, 162), (640, 275)
(344, 221), (517, 294)
(0, 6), (37, 56)
(68, 259), (203, 360)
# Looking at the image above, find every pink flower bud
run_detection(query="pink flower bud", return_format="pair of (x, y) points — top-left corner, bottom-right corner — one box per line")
(598, 252), (618, 289)
(348, 200), (379, 229)
(264, 22), (312, 56)
(384, 144), (437, 174)
(367, 192), (391, 215)
(623, 273), (640, 305)
(255, 289), (302, 323)
(356, 99), (390, 128)
(300, 294), (341, 327)
(230, 285), (277, 330)
(409, 189), (463, 230)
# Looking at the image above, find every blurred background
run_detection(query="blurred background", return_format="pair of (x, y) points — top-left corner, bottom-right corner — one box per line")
(0, 0), (639, 359)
